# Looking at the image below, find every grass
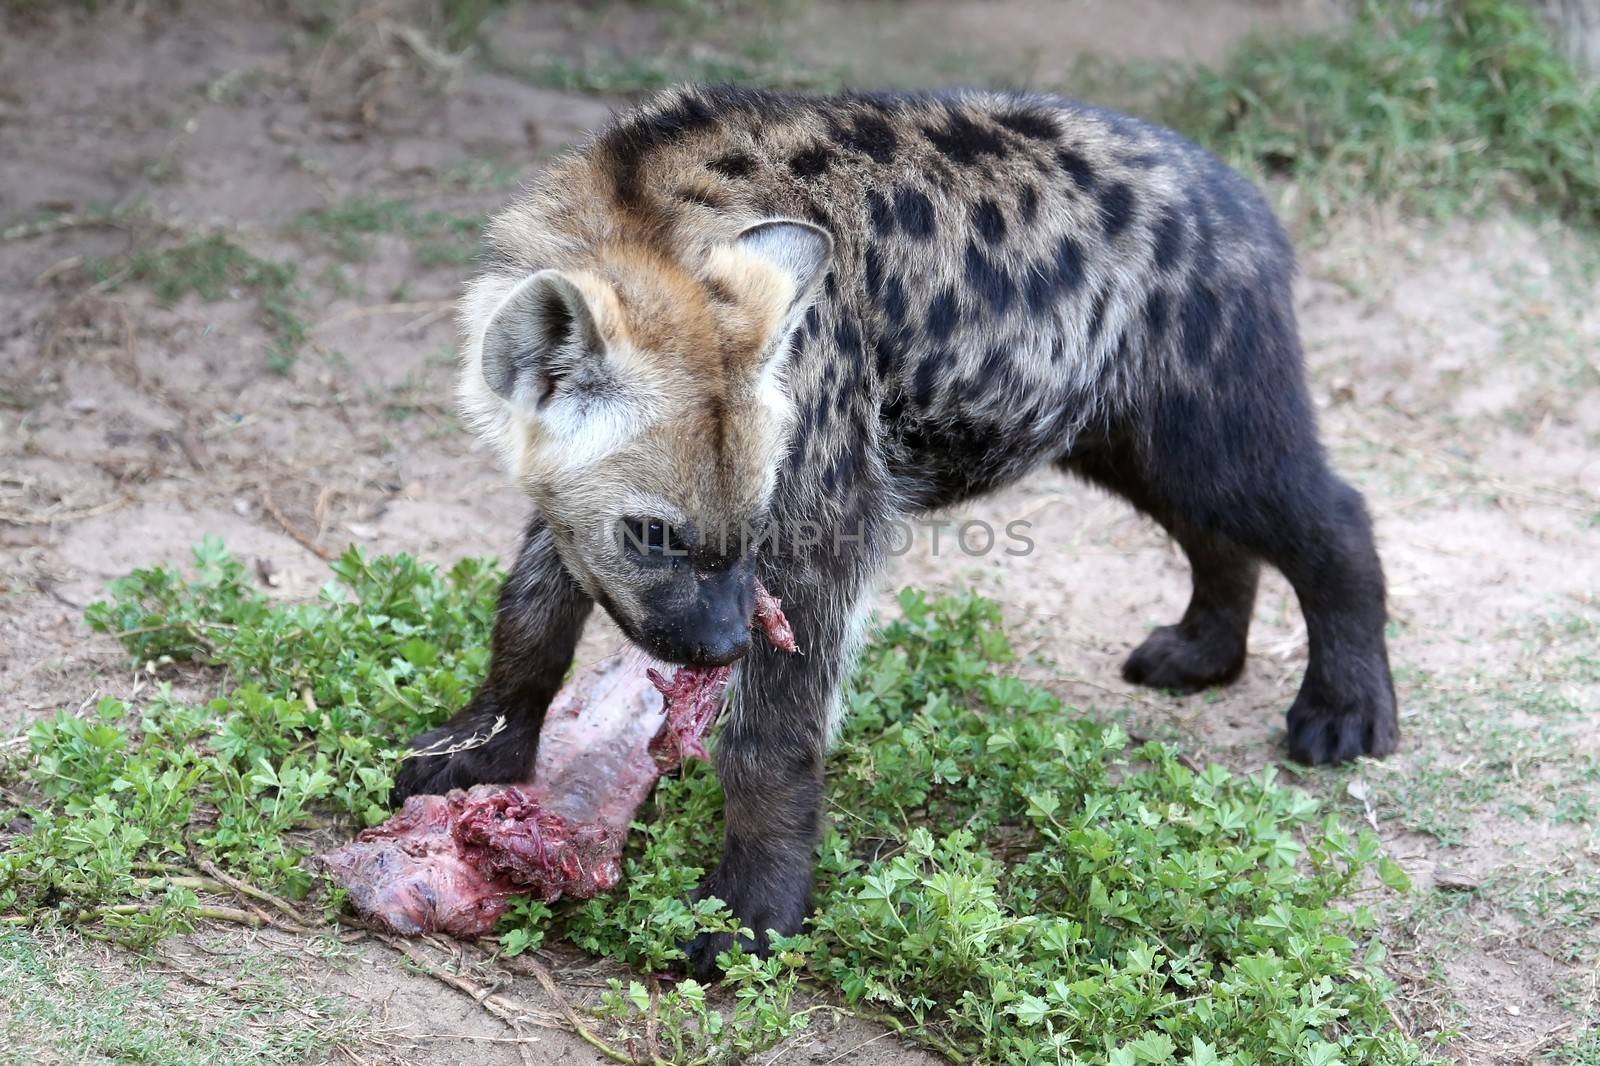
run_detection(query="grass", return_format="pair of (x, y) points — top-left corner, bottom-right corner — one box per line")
(1156, 0), (1600, 230)
(0, 541), (1430, 1064)
(1549, 1027), (1600, 1064)
(0, 926), (366, 1065)
(1348, 610), (1600, 847)
(292, 196), (485, 267)
(89, 201), (485, 368)
(491, 21), (853, 97)
(455, 0), (1600, 234)
(96, 234), (309, 374)
(1320, 606), (1600, 1052)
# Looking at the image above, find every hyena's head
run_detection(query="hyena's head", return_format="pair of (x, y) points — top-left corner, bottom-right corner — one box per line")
(459, 219), (830, 666)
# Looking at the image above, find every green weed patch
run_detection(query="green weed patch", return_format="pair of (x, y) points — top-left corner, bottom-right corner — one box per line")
(292, 196), (485, 266)
(482, 0), (1600, 232)
(1160, 0), (1600, 228)
(97, 234), (309, 372)
(0, 542), (1426, 1063)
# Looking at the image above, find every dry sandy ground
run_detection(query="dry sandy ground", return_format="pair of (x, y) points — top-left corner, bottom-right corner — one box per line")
(1, 3), (1596, 1064)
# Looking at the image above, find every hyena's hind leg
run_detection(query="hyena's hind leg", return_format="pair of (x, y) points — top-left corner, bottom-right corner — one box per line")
(1241, 469), (1397, 764)
(1066, 429), (1397, 764)
(1106, 271), (1397, 764)
(1123, 529), (1259, 691)
(1062, 445), (1261, 692)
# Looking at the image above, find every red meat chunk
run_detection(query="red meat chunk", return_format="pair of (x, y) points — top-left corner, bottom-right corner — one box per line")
(316, 582), (795, 937)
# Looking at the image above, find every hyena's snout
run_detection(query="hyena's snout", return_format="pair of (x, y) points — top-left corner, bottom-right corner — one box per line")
(641, 563), (756, 668)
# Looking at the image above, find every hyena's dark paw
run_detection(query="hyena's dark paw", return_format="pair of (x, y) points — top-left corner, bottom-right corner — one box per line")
(682, 864), (810, 980)
(1285, 675), (1398, 765)
(1122, 623), (1246, 692)
(389, 716), (531, 806)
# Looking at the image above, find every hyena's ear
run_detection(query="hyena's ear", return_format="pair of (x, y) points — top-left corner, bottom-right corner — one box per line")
(735, 219), (833, 311)
(480, 270), (606, 409)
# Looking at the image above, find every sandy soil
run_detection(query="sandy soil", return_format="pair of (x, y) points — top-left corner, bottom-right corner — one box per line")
(1, 2), (1596, 1064)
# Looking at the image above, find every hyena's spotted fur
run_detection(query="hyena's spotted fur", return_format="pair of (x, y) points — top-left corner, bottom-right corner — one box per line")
(396, 85), (1399, 974)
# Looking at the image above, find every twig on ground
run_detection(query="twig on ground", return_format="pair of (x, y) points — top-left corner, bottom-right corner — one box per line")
(1, 212), (141, 242)
(396, 304), (454, 336)
(382, 936), (548, 1066)
(260, 485), (337, 561)
(645, 974), (663, 1064)
(311, 300), (455, 334)
(187, 843), (317, 931)
(382, 18), (467, 75)
(0, 903), (272, 929)
(1383, 999), (1412, 1042)
(337, 1044), (375, 1066)
(314, 484), (342, 540)
(505, 952), (642, 1065)
(838, 1007), (966, 1063)
(0, 495), (131, 527)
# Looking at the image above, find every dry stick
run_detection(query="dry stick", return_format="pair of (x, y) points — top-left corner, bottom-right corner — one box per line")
(512, 953), (642, 1066)
(382, 18), (467, 74)
(307, 0), (399, 99)
(260, 485), (337, 561)
(0, 212), (138, 242)
(336, 1045), (375, 1066)
(177, 877), (278, 928)
(1384, 999), (1412, 1043)
(311, 299), (456, 333)
(0, 495), (131, 527)
(645, 974), (664, 1065)
(0, 903), (270, 928)
(816, 1029), (898, 1066)
(133, 874), (228, 893)
(382, 936), (543, 1066)
(187, 844), (316, 931)
(314, 484), (341, 540)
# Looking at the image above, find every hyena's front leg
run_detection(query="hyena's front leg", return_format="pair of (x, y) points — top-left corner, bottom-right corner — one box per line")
(684, 567), (863, 978)
(391, 519), (592, 804)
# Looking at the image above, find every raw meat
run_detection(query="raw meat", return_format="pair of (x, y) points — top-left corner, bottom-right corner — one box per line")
(754, 583), (798, 653)
(316, 583), (795, 937)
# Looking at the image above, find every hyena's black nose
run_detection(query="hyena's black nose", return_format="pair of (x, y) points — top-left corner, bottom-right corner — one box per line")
(690, 627), (751, 667)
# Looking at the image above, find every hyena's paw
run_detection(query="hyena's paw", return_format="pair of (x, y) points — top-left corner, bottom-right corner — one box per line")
(682, 863), (810, 980)
(1122, 623), (1246, 692)
(1284, 673), (1398, 765)
(389, 715), (530, 806)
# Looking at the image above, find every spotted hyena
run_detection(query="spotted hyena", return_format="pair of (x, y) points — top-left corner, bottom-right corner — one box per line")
(394, 85), (1398, 973)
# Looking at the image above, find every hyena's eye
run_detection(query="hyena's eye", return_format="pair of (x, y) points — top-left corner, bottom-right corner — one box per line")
(620, 516), (692, 561)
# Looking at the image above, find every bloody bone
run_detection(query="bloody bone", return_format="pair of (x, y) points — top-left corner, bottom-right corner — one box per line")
(316, 583), (794, 937)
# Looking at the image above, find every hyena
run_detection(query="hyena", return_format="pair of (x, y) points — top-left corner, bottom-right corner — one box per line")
(395, 84), (1398, 973)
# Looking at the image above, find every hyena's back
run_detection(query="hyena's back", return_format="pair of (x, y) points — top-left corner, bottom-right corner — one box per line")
(483, 85), (1304, 512)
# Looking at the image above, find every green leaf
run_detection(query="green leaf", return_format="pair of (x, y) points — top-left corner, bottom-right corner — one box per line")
(1377, 856), (1412, 894)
